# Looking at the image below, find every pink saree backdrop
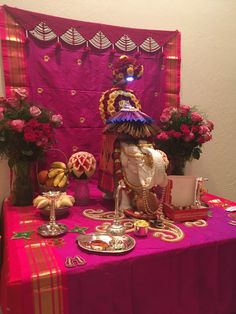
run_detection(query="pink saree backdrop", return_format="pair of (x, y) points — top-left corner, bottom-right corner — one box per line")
(0, 5), (181, 161)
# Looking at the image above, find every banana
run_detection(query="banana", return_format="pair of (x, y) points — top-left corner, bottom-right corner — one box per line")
(48, 168), (64, 179)
(60, 198), (73, 207)
(56, 199), (62, 208)
(50, 161), (67, 170)
(37, 199), (49, 209)
(34, 193), (75, 210)
(53, 172), (65, 187)
(58, 174), (68, 188)
(67, 195), (75, 203)
(57, 194), (75, 207)
(33, 195), (46, 207)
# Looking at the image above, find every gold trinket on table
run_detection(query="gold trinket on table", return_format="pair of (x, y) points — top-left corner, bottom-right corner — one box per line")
(134, 220), (149, 237)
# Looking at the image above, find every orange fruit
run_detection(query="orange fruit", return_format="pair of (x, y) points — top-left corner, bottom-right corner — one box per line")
(37, 170), (49, 185)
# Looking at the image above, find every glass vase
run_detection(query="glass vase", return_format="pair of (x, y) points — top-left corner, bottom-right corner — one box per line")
(75, 179), (90, 205)
(11, 160), (34, 206)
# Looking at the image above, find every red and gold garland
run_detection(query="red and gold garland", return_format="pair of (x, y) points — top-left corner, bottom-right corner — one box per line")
(113, 140), (133, 195)
(99, 87), (141, 123)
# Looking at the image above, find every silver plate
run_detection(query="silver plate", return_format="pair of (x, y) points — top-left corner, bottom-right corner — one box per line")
(37, 223), (68, 237)
(77, 233), (136, 254)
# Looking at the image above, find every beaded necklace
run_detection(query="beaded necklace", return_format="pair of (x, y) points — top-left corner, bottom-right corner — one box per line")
(113, 140), (166, 217)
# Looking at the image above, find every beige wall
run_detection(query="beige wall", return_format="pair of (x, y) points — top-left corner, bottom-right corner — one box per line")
(0, 0), (236, 204)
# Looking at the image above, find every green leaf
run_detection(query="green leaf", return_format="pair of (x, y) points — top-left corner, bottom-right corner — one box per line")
(192, 147), (202, 160)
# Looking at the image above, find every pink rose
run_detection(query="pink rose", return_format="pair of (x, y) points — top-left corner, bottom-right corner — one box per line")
(169, 107), (178, 114)
(179, 104), (190, 115)
(6, 98), (18, 107)
(30, 106), (41, 117)
(162, 107), (171, 115)
(180, 124), (190, 135)
(161, 106), (177, 116)
(198, 125), (210, 135)
(170, 131), (182, 138)
(206, 120), (214, 131)
(157, 131), (169, 141)
(160, 112), (171, 122)
(14, 88), (28, 99)
(0, 106), (4, 113)
(10, 119), (25, 132)
(184, 132), (195, 142)
(191, 112), (203, 122)
(204, 132), (212, 142)
(51, 114), (63, 126)
(198, 132), (212, 143)
(192, 125), (199, 133)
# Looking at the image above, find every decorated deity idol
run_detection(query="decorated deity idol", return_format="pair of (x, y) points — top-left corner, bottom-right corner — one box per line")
(98, 55), (168, 220)
(98, 55), (144, 195)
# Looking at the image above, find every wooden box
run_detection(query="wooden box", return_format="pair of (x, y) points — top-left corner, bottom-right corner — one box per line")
(163, 203), (209, 222)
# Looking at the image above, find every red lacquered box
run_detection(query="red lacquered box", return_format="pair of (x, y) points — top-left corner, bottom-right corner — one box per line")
(163, 203), (209, 222)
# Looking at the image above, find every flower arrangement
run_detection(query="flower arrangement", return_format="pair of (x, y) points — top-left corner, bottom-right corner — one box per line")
(112, 55), (144, 86)
(156, 105), (214, 173)
(68, 151), (96, 179)
(0, 88), (63, 167)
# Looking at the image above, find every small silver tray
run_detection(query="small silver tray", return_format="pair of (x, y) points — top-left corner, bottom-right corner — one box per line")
(76, 233), (135, 254)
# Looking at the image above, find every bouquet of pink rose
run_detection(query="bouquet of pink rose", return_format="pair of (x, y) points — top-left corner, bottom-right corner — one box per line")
(156, 105), (214, 163)
(0, 88), (63, 167)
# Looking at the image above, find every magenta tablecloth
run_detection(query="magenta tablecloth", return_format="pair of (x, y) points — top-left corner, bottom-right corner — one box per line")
(1, 182), (236, 314)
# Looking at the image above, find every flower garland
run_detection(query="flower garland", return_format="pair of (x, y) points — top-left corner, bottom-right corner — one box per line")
(113, 140), (133, 195)
(99, 87), (141, 123)
(113, 140), (165, 218)
(112, 55), (144, 87)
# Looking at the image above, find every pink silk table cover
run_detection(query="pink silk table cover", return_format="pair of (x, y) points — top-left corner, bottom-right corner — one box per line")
(1, 182), (236, 314)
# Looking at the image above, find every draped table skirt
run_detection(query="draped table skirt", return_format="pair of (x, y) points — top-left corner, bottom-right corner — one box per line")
(1, 181), (236, 314)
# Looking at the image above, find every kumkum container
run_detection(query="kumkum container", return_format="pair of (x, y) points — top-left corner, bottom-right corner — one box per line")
(134, 220), (149, 237)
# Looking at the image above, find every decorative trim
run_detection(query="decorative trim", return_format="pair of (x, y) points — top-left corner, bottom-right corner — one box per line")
(89, 31), (111, 50)
(29, 22), (56, 41)
(83, 208), (184, 243)
(27, 22), (163, 53)
(115, 34), (136, 52)
(140, 36), (161, 52)
(184, 220), (208, 227)
(83, 208), (125, 220)
(61, 27), (86, 46)
(151, 219), (184, 242)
